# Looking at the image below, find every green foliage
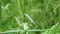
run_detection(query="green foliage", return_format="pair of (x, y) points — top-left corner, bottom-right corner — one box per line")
(0, 0), (60, 34)
(42, 22), (60, 34)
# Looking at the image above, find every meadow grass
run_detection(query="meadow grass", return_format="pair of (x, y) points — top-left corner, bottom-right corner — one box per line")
(0, 0), (60, 34)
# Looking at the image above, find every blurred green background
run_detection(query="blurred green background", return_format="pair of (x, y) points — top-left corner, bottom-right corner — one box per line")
(0, 0), (60, 34)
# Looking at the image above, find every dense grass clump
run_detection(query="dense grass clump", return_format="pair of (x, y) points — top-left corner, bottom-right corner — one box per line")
(0, 0), (60, 34)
